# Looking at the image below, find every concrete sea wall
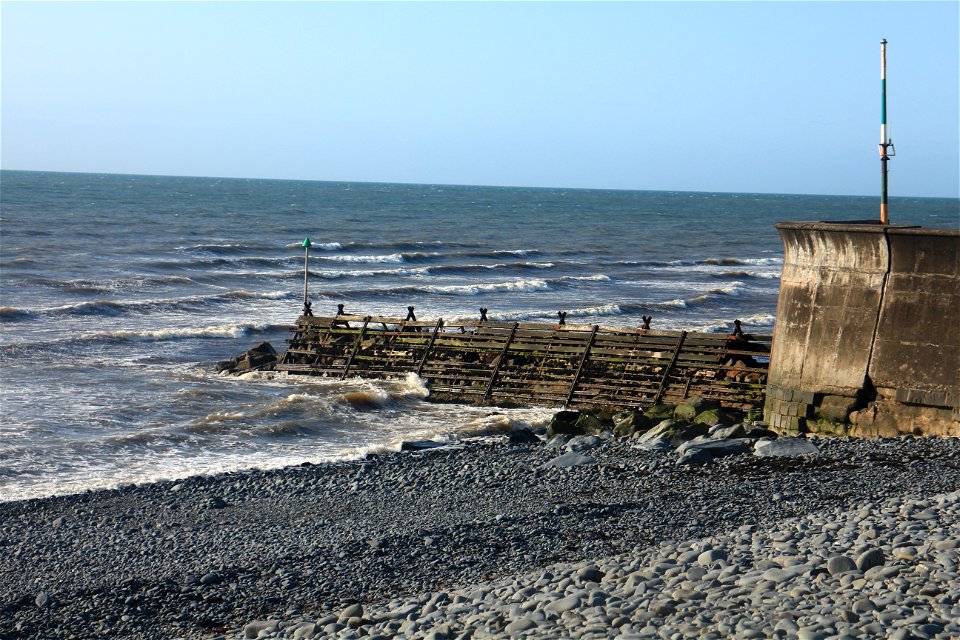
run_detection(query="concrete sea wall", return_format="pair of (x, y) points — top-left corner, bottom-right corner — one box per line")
(764, 222), (959, 437)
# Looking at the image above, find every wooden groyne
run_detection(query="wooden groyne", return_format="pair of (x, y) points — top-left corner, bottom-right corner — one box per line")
(275, 308), (771, 410)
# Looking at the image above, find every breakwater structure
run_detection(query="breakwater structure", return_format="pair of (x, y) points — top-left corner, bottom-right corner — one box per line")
(764, 223), (960, 437)
(273, 306), (771, 411)
(764, 40), (958, 438)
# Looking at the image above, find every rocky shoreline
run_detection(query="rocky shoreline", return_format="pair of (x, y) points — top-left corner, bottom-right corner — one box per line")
(2, 417), (959, 639)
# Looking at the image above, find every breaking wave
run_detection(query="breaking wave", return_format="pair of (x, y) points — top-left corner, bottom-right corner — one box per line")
(284, 241), (343, 250)
(318, 253), (407, 264)
(0, 306), (35, 321)
(22, 289), (296, 318)
(17, 274), (196, 294)
(100, 322), (278, 341)
(698, 257), (783, 266)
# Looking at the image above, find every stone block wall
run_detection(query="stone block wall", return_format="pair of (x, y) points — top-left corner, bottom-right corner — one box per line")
(764, 222), (959, 437)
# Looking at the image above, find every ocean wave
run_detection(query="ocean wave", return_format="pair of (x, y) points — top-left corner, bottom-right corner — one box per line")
(691, 320), (735, 333)
(708, 281), (745, 296)
(100, 322), (278, 341)
(420, 278), (551, 296)
(698, 257), (783, 266)
(17, 274), (197, 294)
(219, 289), (292, 301)
(0, 322), (284, 355)
(712, 270), (780, 280)
(650, 298), (688, 309)
(428, 261), (556, 275)
(340, 240), (471, 251)
(606, 259), (685, 267)
(317, 253), (407, 264)
(182, 243), (257, 255)
(461, 303), (627, 324)
(560, 274), (611, 283)
(0, 306), (35, 321)
(608, 257), (782, 270)
(294, 267), (432, 280)
(738, 313), (776, 327)
(285, 241), (343, 250)
(565, 303), (624, 317)
(316, 277), (555, 299)
(28, 289), (296, 318)
(150, 255), (299, 271)
(485, 249), (534, 257)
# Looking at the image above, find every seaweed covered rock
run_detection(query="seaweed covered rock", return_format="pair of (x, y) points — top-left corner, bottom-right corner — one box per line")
(546, 410), (614, 438)
(612, 411), (655, 438)
(643, 404), (677, 422)
(673, 397), (721, 421)
(693, 408), (737, 427)
(575, 411), (612, 435)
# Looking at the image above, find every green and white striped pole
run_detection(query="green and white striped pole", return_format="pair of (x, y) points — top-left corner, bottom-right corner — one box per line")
(302, 237), (312, 315)
(879, 39), (894, 224)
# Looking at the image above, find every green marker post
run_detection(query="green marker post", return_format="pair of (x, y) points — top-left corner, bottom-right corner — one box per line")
(302, 237), (312, 315)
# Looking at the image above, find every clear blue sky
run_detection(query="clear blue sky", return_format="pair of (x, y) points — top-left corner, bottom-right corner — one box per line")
(2, 1), (958, 196)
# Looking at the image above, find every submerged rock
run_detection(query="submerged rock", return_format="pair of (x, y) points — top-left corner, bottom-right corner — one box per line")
(217, 341), (278, 374)
(400, 440), (446, 452)
(507, 428), (542, 446)
(546, 411), (583, 438)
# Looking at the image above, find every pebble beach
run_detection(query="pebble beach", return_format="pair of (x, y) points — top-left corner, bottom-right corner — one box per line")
(2, 429), (959, 640)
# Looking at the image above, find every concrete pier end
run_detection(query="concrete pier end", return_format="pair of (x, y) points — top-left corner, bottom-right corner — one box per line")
(764, 222), (959, 437)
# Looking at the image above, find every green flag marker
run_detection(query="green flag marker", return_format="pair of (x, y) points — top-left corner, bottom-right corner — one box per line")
(302, 238), (312, 313)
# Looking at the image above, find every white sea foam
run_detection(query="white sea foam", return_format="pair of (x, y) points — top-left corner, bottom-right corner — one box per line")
(100, 322), (273, 341)
(285, 241), (343, 250)
(739, 313), (776, 327)
(567, 303), (623, 317)
(422, 279), (551, 295)
(654, 298), (688, 309)
(710, 281), (746, 296)
(314, 267), (432, 279)
(691, 320), (734, 333)
(560, 274), (611, 282)
(319, 253), (406, 264)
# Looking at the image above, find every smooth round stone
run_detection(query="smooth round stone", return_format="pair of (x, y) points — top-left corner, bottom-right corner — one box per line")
(698, 549), (728, 566)
(576, 566), (604, 583)
(856, 549), (885, 572)
(504, 618), (537, 633)
(686, 566), (708, 581)
(339, 604), (364, 622)
(893, 546), (918, 561)
(852, 598), (878, 614)
(544, 595), (581, 613)
(827, 555), (857, 576)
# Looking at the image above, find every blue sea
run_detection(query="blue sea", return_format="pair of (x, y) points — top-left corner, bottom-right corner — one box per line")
(1, 170), (956, 501)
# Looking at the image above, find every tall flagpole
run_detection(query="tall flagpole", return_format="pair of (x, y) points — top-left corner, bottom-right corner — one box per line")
(879, 39), (895, 224)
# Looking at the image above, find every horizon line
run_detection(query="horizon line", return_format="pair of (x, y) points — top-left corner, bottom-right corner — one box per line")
(1, 167), (957, 201)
